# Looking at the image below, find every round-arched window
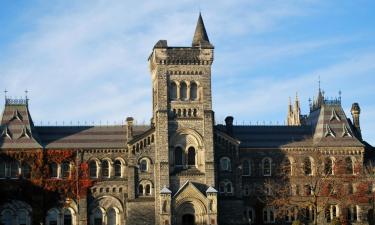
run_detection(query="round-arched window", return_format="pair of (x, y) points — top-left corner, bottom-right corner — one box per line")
(170, 82), (177, 100)
(187, 147), (196, 166)
(180, 82), (187, 100)
(190, 82), (198, 100)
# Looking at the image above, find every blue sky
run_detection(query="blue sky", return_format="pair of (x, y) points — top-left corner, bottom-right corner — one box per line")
(0, 0), (374, 144)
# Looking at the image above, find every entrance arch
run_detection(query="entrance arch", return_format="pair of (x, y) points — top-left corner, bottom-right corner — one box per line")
(182, 214), (195, 225)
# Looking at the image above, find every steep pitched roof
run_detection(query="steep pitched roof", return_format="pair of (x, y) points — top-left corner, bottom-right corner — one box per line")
(307, 101), (363, 147)
(0, 98), (42, 149)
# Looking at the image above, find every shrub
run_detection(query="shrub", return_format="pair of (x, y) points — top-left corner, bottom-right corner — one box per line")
(292, 220), (302, 225)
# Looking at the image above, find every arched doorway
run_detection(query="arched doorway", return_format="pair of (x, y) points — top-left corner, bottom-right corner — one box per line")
(182, 214), (195, 225)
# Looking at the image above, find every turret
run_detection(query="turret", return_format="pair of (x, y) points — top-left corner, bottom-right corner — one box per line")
(225, 116), (234, 136)
(351, 103), (362, 140)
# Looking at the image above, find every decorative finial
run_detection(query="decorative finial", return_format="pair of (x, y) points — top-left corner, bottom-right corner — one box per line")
(4, 89), (8, 99)
(339, 90), (342, 101)
(318, 75), (321, 91)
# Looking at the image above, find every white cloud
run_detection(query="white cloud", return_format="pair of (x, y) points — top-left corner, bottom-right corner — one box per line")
(0, 0), (374, 145)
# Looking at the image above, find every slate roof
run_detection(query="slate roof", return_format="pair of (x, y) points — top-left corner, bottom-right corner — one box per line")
(0, 99), (42, 149)
(216, 99), (363, 149)
(192, 13), (212, 48)
(216, 125), (313, 148)
(36, 125), (150, 149)
(0, 98), (151, 149)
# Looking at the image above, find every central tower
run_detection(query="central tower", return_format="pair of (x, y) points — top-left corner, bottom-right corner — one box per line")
(149, 14), (217, 225)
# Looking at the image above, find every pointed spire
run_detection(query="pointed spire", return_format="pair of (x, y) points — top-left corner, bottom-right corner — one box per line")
(192, 13), (211, 47)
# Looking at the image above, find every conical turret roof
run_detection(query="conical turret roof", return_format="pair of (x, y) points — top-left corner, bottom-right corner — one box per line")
(192, 13), (212, 47)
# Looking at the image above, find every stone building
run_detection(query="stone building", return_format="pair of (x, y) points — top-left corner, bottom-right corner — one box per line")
(0, 14), (374, 225)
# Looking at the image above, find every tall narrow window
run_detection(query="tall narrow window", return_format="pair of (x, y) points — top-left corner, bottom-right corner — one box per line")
(107, 208), (116, 225)
(61, 162), (70, 178)
(285, 159), (292, 175)
(10, 161), (19, 178)
(22, 163), (31, 178)
(140, 159), (148, 172)
(262, 158), (271, 176)
(18, 210), (28, 225)
(175, 147), (183, 166)
(220, 157), (231, 171)
(114, 160), (122, 177)
(1, 210), (12, 225)
(50, 162), (58, 178)
(190, 82), (198, 100)
(102, 161), (109, 178)
(146, 184), (151, 196)
(304, 157), (312, 175)
(346, 157), (354, 174)
(63, 209), (72, 225)
(180, 82), (187, 100)
(325, 158), (333, 175)
(243, 160), (251, 176)
(170, 82), (177, 100)
(47, 210), (58, 225)
(187, 147), (196, 166)
(93, 208), (103, 225)
(0, 159), (5, 178)
(89, 161), (97, 178)
(138, 184), (144, 196)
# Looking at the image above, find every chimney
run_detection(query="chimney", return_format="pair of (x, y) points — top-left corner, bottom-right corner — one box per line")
(351, 103), (362, 140)
(126, 117), (134, 140)
(225, 116), (234, 136)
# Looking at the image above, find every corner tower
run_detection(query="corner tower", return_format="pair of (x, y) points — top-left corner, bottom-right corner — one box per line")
(149, 14), (217, 225)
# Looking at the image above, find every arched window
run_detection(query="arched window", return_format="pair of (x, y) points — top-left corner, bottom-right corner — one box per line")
(304, 157), (312, 175)
(107, 208), (116, 225)
(175, 147), (183, 166)
(348, 205), (359, 221)
(145, 184), (151, 196)
(263, 207), (275, 223)
(170, 82), (177, 100)
(50, 162), (58, 178)
(10, 160), (19, 178)
(101, 160), (109, 178)
(63, 209), (72, 225)
(180, 82), (187, 100)
(245, 207), (255, 223)
(114, 160), (122, 178)
(262, 158), (272, 176)
(18, 210), (28, 225)
(219, 180), (233, 194)
(89, 161), (97, 178)
(140, 159), (148, 172)
(61, 162), (70, 178)
(22, 163), (31, 179)
(346, 157), (354, 174)
(190, 82), (198, 100)
(47, 209), (59, 225)
(243, 160), (251, 176)
(326, 205), (339, 222)
(93, 208), (103, 225)
(0, 159), (6, 178)
(187, 147), (196, 166)
(138, 184), (144, 196)
(220, 157), (231, 171)
(284, 158), (292, 175)
(325, 158), (334, 175)
(1, 210), (13, 225)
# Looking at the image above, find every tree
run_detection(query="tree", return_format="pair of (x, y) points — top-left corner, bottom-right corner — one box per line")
(266, 150), (369, 225)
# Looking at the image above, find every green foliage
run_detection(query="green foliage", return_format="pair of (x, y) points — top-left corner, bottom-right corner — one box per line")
(292, 220), (302, 225)
(330, 217), (342, 225)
